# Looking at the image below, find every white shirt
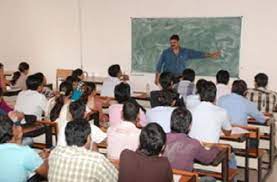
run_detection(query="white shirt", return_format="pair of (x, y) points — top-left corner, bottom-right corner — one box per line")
(189, 102), (232, 143)
(186, 94), (201, 111)
(100, 76), (121, 97)
(15, 90), (47, 120)
(216, 84), (231, 102)
(146, 106), (175, 133)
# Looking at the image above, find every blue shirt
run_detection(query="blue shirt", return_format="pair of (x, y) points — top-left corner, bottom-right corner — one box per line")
(0, 143), (43, 182)
(156, 48), (206, 76)
(218, 93), (265, 126)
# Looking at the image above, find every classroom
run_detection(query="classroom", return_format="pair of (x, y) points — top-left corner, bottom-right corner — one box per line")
(0, 0), (277, 182)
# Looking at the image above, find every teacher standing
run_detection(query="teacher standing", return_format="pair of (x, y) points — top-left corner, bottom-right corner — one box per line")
(155, 34), (220, 85)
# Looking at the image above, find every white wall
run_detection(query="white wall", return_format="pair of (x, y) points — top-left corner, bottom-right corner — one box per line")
(1, 0), (277, 91)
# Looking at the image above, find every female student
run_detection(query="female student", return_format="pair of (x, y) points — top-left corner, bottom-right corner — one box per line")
(10, 62), (29, 90)
(71, 68), (85, 101)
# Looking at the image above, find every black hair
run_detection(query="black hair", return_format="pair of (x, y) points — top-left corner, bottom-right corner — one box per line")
(108, 64), (121, 77)
(72, 68), (83, 81)
(171, 107), (192, 134)
(0, 116), (14, 144)
(170, 34), (180, 41)
(196, 79), (207, 94)
(216, 70), (230, 85)
(199, 81), (216, 102)
(18, 62), (29, 73)
(156, 91), (174, 106)
(10, 62), (29, 86)
(26, 74), (43, 90)
(80, 82), (96, 104)
(122, 101), (140, 122)
(50, 82), (73, 121)
(232, 80), (248, 96)
(114, 82), (131, 103)
(138, 123), (166, 156)
(182, 69), (195, 82)
(65, 120), (91, 147)
(69, 100), (86, 120)
(159, 72), (173, 90)
(255, 73), (268, 88)
(33, 72), (44, 85)
(65, 76), (78, 86)
(0, 63), (3, 69)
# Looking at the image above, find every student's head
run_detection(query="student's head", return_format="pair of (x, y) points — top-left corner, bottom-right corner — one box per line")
(169, 34), (180, 49)
(65, 120), (91, 148)
(159, 72), (173, 90)
(50, 82), (73, 121)
(254, 73), (268, 88)
(231, 80), (247, 96)
(18, 62), (29, 75)
(122, 101), (140, 123)
(108, 64), (122, 78)
(138, 123), (166, 156)
(33, 72), (47, 85)
(199, 81), (216, 103)
(80, 82), (97, 104)
(182, 69), (195, 82)
(65, 76), (78, 89)
(114, 82), (131, 103)
(69, 100), (86, 120)
(26, 74), (44, 91)
(196, 79), (207, 94)
(171, 107), (192, 134)
(216, 70), (230, 85)
(156, 91), (174, 106)
(0, 116), (22, 144)
(72, 68), (84, 81)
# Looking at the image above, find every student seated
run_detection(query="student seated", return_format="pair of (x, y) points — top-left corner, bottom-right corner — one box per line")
(151, 72), (184, 108)
(70, 68), (85, 101)
(57, 100), (106, 147)
(0, 87), (13, 115)
(46, 81), (73, 128)
(246, 73), (277, 113)
(107, 101), (141, 160)
(146, 91), (175, 133)
(33, 72), (54, 99)
(189, 81), (232, 143)
(0, 63), (9, 91)
(0, 115), (48, 182)
(101, 64), (129, 97)
(109, 82), (147, 127)
(174, 68), (196, 100)
(216, 70), (231, 102)
(164, 107), (220, 171)
(218, 80), (265, 126)
(186, 79), (207, 111)
(48, 120), (118, 182)
(15, 74), (47, 120)
(10, 62), (29, 90)
(119, 123), (173, 182)
(80, 82), (109, 124)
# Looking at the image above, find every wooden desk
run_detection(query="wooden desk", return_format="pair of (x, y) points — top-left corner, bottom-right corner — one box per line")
(84, 76), (106, 85)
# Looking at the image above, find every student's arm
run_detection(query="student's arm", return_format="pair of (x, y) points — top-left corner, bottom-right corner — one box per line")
(195, 143), (221, 164)
(221, 111), (232, 136)
(35, 160), (48, 177)
(247, 100), (265, 123)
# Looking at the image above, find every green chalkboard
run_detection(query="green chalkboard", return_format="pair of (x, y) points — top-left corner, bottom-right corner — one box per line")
(131, 17), (242, 77)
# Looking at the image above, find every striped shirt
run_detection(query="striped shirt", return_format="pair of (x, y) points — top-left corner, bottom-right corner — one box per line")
(48, 146), (118, 182)
(246, 87), (277, 113)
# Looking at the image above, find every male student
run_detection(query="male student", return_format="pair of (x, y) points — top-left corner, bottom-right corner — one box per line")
(216, 70), (231, 101)
(189, 81), (232, 143)
(0, 115), (48, 182)
(175, 68), (196, 100)
(101, 64), (129, 97)
(107, 101), (141, 160)
(15, 74), (47, 120)
(246, 73), (277, 113)
(164, 107), (220, 171)
(48, 120), (118, 182)
(218, 80), (265, 126)
(119, 123), (173, 182)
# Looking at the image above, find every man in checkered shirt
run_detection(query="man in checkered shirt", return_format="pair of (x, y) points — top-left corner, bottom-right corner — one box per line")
(48, 120), (118, 182)
(246, 73), (277, 113)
